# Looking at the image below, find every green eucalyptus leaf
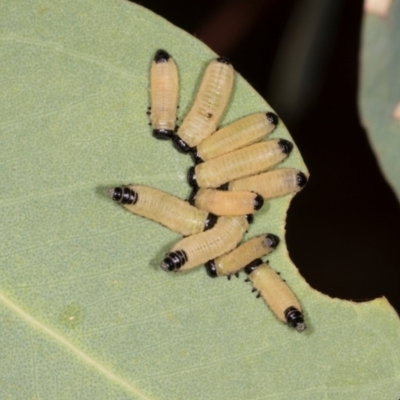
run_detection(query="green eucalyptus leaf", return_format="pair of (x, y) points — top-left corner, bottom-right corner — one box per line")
(360, 2), (400, 201)
(1, 1), (400, 399)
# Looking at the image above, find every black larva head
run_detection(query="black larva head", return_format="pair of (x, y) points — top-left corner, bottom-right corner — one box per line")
(278, 139), (293, 155)
(187, 166), (197, 187)
(154, 49), (170, 63)
(266, 112), (279, 127)
(171, 134), (192, 154)
(245, 214), (254, 224)
(216, 56), (231, 65)
(266, 233), (280, 249)
(108, 186), (137, 205)
(284, 306), (307, 333)
(160, 250), (188, 272)
(296, 172), (308, 188)
(244, 258), (263, 275)
(253, 194), (264, 211)
(205, 260), (217, 278)
(153, 128), (174, 140)
(190, 148), (204, 165)
(204, 213), (218, 231)
(187, 187), (198, 206)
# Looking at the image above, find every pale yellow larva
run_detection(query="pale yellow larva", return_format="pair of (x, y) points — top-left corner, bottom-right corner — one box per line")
(228, 168), (308, 199)
(108, 185), (217, 236)
(245, 260), (306, 332)
(205, 234), (280, 278)
(150, 49), (179, 140)
(160, 215), (250, 272)
(188, 139), (293, 188)
(188, 187), (264, 216)
(193, 112), (279, 162)
(172, 57), (234, 153)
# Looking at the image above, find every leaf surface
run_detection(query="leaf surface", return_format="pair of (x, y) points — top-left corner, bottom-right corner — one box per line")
(1, 1), (400, 399)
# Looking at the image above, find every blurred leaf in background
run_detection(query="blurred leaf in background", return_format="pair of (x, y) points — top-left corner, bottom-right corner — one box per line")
(359, 0), (400, 201)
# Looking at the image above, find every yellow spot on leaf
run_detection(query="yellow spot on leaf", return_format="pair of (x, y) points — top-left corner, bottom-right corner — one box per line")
(59, 302), (84, 329)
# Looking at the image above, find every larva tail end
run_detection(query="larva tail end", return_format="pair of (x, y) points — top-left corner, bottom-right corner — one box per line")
(108, 187), (119, 200)
(108, 186), (137, 205)
(284, 307), (307, 333)
(296, 172), (308, 188)
(160, 259), (175, 272)
(266, 233), (280, 249)
(295, 322), (307, 333)
(171, 135), (192, 153)
(278, 139), (293, 155)
(153, 129), (174, 140)
(154, 49), (170, 63)
(253, 194), (264, 211)
(160, 250), (188, 272)
(266, 112), (279, 127)
(205, 260), (218, 278)
(216, 56), (231, 65)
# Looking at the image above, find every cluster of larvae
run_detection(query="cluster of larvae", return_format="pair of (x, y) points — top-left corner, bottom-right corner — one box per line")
(109, 50), (308, 332)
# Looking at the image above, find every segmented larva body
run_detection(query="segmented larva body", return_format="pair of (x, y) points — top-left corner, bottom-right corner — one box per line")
(188, 187), (264, 216)
(188, 139), (293, 188)
(205, 234), (280, 277)
(245, 260), (306, 332)
(108, 185), (217, 236)
(193, 112), (279, 163)
(161, 215), (250, 272)
(150, 49), (179, 140)
(173, 57), (234, 153)
(228, 168), (308, 199)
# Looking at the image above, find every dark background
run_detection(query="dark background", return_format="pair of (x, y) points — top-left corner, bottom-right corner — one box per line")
(135, 0), (400, 312)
